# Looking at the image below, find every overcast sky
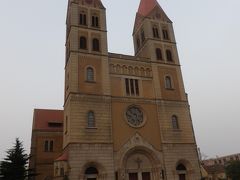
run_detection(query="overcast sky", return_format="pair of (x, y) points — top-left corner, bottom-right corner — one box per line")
(0, 0), (240, 160)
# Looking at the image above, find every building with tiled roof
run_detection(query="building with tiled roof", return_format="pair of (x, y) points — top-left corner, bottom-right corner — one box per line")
(202, 153), (240, 166)
(201, 153), (240, 180)
(29, 109), (63, 180)
(203, 164), (226, 180)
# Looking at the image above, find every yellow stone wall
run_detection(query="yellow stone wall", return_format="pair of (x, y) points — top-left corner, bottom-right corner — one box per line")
(112, 100), (162, 151)
(61, 0), (202, 179)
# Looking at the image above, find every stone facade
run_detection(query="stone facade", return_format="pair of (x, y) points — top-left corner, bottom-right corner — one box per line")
(60, 0), (202, 179)
(30, 0), (202, 179)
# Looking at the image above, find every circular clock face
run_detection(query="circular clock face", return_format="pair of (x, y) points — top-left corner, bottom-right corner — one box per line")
(126, 106), (144, 127)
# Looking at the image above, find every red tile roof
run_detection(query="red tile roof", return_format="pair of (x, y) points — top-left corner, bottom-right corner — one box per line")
(203, 164), (225, 174)
(138, 0), (158, 16)
(32, 109), (63, 131)
(56, 151), (68, 161)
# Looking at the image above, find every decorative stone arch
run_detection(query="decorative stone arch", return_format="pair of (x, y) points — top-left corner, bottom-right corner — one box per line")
(123, 65), (128, 74)
(110, 64), (115, 73)
(140, 67), (145, 77)
(116, 64), (121, 73)
(128, 66), (134, 75)
(134, 67), (139, 76)
(120, 146), (160, 169)
(145, 68), (151, 77)
(80, 161), (107, 180)
(116, 133), (164, 180)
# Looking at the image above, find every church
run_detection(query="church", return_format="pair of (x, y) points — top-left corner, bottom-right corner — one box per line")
(29, 0), (202, 179)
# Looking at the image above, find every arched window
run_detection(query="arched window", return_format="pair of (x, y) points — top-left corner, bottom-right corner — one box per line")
(86, 67), (94, 82)
(87, 111), (95, 128)
(162, 29), (169, 40)
(166, 50), (173, 62)
(172, 115), (179, 129)
(156, 48), (163, 60)
(152, 26), (159, 38)
(79, 12), (87, 25)
(80, 36), (87, 49)
(165, 76), (173, 89)
(92, 38), (100, 51)
(85, 167), (98, 179)
(176, 164), (187, 180)
(92, 15), (99, 27)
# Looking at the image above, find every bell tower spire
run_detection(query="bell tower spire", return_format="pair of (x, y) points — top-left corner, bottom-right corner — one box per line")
(137, 0), (158, 16)
(133, 0), (173, 58)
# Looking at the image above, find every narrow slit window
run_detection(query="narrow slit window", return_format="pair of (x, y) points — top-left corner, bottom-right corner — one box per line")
(92, 38), (100, 51)
(80, 36), (87, 49)
(152, 26), (159, 38)
(125, 78), (140, 96)
(87, 111), (95, 128)
(156, 48), (163, 60)
(162, 29), (169, 40)
(92, 16), (99, 27)
(166, 50), (173, 62)
(130, 79), (134, 95)
(125, 79), (130, 95)
(79, 13), (87, 25)
(172, 115), (179, 129)
(165, 76), (173, 89)
(135, 80), (139, 96)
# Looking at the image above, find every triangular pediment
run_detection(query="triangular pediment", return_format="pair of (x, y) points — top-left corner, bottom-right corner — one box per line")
(119, 133), (157, 154)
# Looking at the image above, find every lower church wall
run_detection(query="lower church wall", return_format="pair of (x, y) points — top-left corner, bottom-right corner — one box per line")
(67, 143), (115, 180)
(162, 143), (202, 180)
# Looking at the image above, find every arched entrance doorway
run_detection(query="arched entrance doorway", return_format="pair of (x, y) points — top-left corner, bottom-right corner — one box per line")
(120, 147), (162, 180)
(85, 167), (98, 180)
(126, 153), (151, 180)
(176, 164), (187, 180)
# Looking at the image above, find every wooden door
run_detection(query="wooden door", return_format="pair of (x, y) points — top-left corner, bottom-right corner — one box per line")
(142, 172), (151, 180)
(179, 174), (186, 180)
(129, 173), (138, 180)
